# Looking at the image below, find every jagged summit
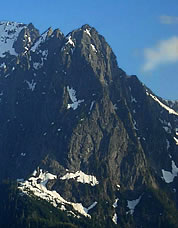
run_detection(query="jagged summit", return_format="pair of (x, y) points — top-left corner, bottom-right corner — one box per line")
(0, 21), (39, 58)
(81, 24), (92, 29)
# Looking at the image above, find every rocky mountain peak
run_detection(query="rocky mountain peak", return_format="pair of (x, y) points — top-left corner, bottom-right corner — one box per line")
(0, 21), (26, 57)
(0, 22), (178, 228)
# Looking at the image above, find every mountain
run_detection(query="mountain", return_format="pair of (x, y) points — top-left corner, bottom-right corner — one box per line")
(0, 21), (178, 228)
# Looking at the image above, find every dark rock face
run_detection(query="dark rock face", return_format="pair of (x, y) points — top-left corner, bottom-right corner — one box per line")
(13, 23), (40, 54)
(0, 22), (178, 227)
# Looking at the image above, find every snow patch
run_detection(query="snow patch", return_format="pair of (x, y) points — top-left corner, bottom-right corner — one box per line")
(174, 137), (178, 145)
(113, 198), (119, 208)
(17, 178), (24, 182)
(133, 119), (138, 130)
(0, 62), (6, 69)
(33, 62), (42, 70)
(117, 184), (120, 190)
(67, 86), (84, 110)
(169, 154), (172, 159)
(0, 91), (3, 102)
(163, 126), (171, 133)
(85, 201), (97, 213)
(84, 29), (91, 37)
(162, 160), (178, 183)
(66, 35), (75, 47)
(90, 44), (97, 53)
(127, 196), (142, 215)
(25, 80), (36, 91)
(159, 119), (172, 133)
(131, 96), (137, 103)
(60, 205), (66, 211)
(60, 170), (99, 186)
(41, 49), (48, 60)
(32, 50), (48, 69)
(20, 153), (26, 157)
(113, 104), (118, 110)
(28, 36), (31, 43)
(89, 101), (95, 114)
(147, 93), (178, 116)
(112, 213), (118, 224)
(166, 139), (170, 150)
(31, 30), (48, 51)
(4, 73), (9, 78)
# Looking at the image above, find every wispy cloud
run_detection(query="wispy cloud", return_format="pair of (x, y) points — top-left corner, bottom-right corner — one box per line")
(142, 37), (178, 71)
(160, 15), (178, 24)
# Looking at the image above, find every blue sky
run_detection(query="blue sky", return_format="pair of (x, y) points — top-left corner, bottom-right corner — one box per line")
(1, 0), (178, 99)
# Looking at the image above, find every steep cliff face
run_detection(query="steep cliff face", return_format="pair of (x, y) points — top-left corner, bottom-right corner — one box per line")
(0, 22), (178, 227)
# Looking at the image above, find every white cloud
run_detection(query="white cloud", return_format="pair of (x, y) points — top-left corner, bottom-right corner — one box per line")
(160, 15), (178, 24)
(142, 36), (178, 71)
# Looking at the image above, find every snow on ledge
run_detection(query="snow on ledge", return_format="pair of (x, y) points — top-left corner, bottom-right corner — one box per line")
(60, 170), (99, 186)
(147, 92), (178, 116)
(17, 169), (94, 218)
